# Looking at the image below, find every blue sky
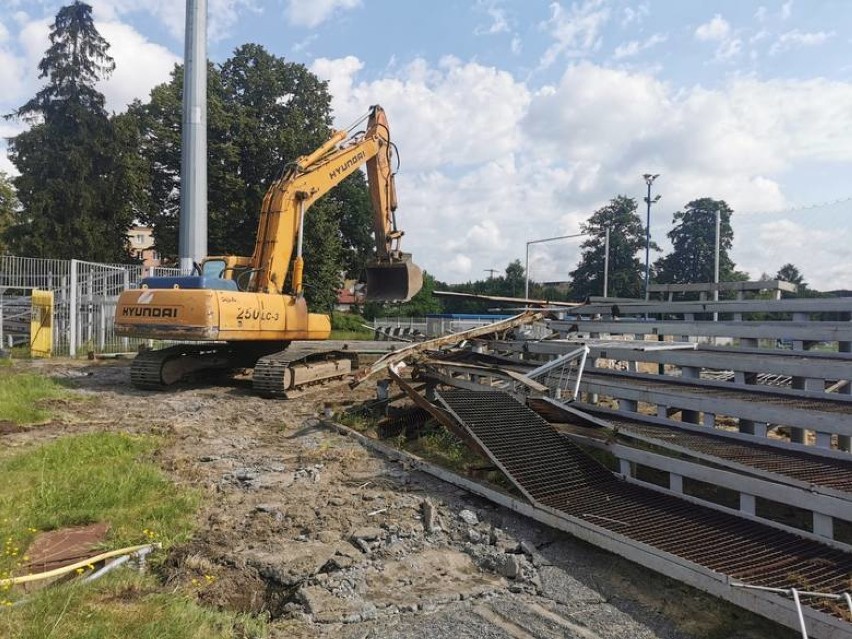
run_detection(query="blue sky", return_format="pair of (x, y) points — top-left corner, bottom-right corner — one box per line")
(0, 0), (850, 289)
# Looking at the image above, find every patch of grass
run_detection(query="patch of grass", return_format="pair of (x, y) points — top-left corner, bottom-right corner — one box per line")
(405, 429), (482, 473)
(0, 433), (199, 587)
(336, 410), (377, 433)
(0, 372), (68, 424)
(0, 570), (265, 639)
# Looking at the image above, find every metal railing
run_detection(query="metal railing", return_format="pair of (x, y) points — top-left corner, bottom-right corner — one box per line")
(0, 255), (185, 357)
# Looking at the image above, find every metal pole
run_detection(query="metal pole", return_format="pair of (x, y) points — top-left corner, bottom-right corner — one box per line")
(69, 259), (78, 358)
(524, 232), (585, 303)
(644, 182), (651, 300)
(603, 225), (610, 298)
(179, 0), (208, 273)
(713, 209), (721, 298)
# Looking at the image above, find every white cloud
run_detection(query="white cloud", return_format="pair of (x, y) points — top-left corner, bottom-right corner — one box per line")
(474, 0), (509, 36)
(620, 3), (649, 27)
(97, 21), (179, 111)
(539, 0), (610, 67)
(284, 0), (360, 28)
(769, 29), (834, 56)
(612, 32), (667, 59)
(734, 216), (850, 290)
(694, 14), (730, 42)
(311, 55), (530, 171)
(781, 0), (793, 20)
(715, 37), (742, 61)
(309, 55), (852, 289)
(87, 0), (256, 40)
(693, 14), (743, 62)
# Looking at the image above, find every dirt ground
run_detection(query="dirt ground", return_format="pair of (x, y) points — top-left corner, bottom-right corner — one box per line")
(6, 359), (796, 639)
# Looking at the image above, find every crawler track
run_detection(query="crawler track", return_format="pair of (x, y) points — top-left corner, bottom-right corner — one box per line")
(252, 348), (352, 398)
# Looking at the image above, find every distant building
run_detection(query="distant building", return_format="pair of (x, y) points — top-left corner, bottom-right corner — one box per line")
(336, 279), (366, 311)
(127, 226), (161, 270)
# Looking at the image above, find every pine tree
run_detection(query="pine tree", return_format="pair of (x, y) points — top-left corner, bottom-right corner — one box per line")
(5, 2), (136, 262)
(569, 196), (649, 300)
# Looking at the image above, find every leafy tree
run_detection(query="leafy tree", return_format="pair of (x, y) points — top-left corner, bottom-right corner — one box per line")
(775, 263), (808, 295)
(131, 44), (373, 308)
(654, 198), (747, 289)
(4, 1), (137, 262)
(503, 259), (526, 297)
(0, 172), (19, 253)
(569, 196), (650, 300)
(396, 272), (443, 317)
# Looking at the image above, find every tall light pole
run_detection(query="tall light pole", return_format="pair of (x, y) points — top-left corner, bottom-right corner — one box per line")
(712, 208), (721, 321)
(603, 225), (611, 298)
(525, 232), (586, 301)
(643, 173), (660, 300)
(179, 0), (208, 273)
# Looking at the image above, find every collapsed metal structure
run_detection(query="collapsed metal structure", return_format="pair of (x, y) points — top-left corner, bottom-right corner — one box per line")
(359, 295), (852, 638)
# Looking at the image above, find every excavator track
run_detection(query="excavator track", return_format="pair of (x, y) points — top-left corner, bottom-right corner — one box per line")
(253, 348), (354, 398)
(130, 344), (237, 390)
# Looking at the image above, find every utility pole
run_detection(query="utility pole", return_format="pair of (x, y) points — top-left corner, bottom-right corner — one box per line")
(484, 269), (499, 279)
(179, 0), (208, 273)
(642, 174), (660, 300)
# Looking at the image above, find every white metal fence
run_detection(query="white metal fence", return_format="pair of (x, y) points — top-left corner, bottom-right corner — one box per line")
(0, 255), (182, 356)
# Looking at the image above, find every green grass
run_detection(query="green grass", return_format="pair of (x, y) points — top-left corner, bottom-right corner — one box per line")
(0, 433), (224, 637)
(330, 312), (374, 340)
(0, 372), (68, 424)
(405, 429), (482, 473)
(0, 570), (265, 639)
(0, 433), (199, 590)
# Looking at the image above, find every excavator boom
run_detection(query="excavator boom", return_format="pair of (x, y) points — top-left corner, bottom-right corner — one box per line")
(114, 104), (423, 394)
(250, 105), (422, 301)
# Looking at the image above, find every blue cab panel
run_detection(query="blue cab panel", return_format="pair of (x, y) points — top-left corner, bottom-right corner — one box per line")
(139, 276), (239, 292)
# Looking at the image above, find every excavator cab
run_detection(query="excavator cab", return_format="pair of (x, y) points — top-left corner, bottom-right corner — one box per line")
(365, 254), (423, 302)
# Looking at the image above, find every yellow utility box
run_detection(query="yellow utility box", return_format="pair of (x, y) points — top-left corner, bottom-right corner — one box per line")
(30, 289), (54, 358)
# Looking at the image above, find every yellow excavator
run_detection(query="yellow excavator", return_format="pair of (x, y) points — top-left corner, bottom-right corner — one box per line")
(114, 105), (422, 396)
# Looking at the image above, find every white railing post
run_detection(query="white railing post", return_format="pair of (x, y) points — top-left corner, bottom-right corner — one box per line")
(69, 259), (78, 357)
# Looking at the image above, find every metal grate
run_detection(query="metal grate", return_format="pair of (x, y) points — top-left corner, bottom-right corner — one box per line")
(436, 389), (852, 620)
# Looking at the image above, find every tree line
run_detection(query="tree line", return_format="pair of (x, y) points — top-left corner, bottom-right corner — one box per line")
(0, 2), (819, 318)
(0, 2), (373, 312)
(416, 195), (819, 317)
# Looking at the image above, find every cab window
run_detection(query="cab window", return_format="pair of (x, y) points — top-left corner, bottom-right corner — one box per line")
(201, 259), (226, 278)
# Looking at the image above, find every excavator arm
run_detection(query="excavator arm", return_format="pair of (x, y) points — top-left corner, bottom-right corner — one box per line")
(250, 105), (422, 301)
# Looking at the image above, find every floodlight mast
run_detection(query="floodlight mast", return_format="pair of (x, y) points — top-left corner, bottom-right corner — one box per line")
(643, 173), (660, 300)
(179, 0), (208, 273)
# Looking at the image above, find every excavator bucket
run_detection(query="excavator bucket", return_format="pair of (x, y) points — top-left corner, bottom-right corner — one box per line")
(366, 256), (424, 302)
